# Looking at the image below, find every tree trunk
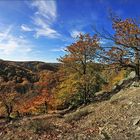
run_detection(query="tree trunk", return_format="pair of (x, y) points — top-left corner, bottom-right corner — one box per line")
(83, 83), (88, 105)
(4, 104), (13, 122)
(83, 91), (87, 104)
(135, 50), (140, 81)
(16, 111), (20, 118)
(135, 65), (140, 81)
(44, 101), (48, 113)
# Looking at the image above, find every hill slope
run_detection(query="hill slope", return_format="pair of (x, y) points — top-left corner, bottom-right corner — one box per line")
(0, 60), (58, 93)
(0, 86), (140, 140)
(0, 60), (60, 115)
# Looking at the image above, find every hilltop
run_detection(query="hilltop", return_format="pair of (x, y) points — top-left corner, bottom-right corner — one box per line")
(0, 59), (59, 93)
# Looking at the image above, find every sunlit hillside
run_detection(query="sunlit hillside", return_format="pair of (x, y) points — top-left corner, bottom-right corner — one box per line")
(0, 0), (140, 140)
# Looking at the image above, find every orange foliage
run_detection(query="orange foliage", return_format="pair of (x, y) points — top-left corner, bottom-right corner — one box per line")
(15, 71), (63, 114)
(101, 17), (140, 80)
(19, 91), (50, 113)
(59, 34), (101, 65)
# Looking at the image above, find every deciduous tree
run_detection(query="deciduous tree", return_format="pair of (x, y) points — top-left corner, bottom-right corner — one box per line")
(96, 16), (140, 81)
(0, 93), (17, 121)
(58, 34), (104, 104)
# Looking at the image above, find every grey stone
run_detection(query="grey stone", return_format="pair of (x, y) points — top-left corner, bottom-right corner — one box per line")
(127, 71), (136, 80)
(133, 117), (140, 125)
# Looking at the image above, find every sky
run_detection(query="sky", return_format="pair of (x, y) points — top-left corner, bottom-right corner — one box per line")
(0, 0), (139, 62)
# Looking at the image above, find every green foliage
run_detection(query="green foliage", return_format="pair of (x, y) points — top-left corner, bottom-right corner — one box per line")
(55, 63), (105, 108)
(55, 34), (106, 107)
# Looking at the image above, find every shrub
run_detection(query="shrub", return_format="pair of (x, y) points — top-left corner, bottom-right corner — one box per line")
(65, 109), (89, 123)
(28, 119), (56, 134)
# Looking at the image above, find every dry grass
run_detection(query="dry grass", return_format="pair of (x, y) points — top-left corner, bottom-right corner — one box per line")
(0, 87), (140, 140)
(64, 109), (90, 123)
(28, 119), (57, 134)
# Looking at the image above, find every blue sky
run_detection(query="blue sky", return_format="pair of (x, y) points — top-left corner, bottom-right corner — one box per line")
(0, 0), (139, 62)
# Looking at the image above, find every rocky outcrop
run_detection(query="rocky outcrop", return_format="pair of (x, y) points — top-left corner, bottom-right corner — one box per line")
(94, 71), (138, 102)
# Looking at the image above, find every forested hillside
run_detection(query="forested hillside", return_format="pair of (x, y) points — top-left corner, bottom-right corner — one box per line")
(0, 6), (140, 140)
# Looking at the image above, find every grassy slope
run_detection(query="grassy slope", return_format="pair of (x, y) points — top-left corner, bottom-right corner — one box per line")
(0, 87), (140, 140)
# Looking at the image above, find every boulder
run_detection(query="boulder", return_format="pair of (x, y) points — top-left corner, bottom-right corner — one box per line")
(126, 71), (136, 80)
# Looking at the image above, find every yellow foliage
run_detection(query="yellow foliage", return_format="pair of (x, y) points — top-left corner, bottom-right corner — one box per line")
(102, 69), (126, 91)
(53, 73), (79, 106)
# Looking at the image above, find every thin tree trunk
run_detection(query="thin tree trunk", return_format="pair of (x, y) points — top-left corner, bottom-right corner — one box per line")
(135, 50), (140, 81)
(135, 65), (140, 81)
(4, 104), (13, 122)
(45, 101), (48, 113)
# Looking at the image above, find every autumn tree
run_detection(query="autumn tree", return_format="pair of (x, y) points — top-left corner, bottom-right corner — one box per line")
(96, 15), (140, 81)
(17, 71), (61, 114)
(58, 34), (104, 105)
(0, 93), (17, 121)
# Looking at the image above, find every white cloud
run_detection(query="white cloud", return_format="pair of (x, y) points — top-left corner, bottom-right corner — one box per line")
(50, 47), (65, 52)
(35, 27), (60, 39)
(33, 16), (47, 29)
(70, 30), (84, 38)
(99, 39), (108, 45)
(0, 25), (13, 42)
(32, 16), (60, 38)
(22, 0), (60, 39)
(0, 25), (33, 56)
(21, 24), (32, 32)
(31, 0), (56, 22)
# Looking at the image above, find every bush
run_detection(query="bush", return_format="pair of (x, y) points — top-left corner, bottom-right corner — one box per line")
(65, 93), (84, 109)
(65, 109), (89, 123)
(28, 119), (57, 134)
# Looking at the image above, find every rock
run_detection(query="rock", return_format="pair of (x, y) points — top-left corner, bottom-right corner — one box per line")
(128, 101), (133, 105)
(136, 127), (140, 131)
(112, 85), (117, 90)
(95, 91), (105, 96)
(127, 71), (136, 80)
(131, 81), (140, 87)
(0, 132), (3, 136)
(118, 80), (124, 86)
(100, 131), (111, 140)
(133, 117), (140, 126)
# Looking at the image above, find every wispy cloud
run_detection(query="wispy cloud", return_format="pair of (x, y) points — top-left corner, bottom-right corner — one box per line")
(35, 27), (60, 39)
(0, 25), (13, 42)
(21, 24), (32, 32)
(31, 0), (56, 22)
(32, 16), (60, 38)
(50, 47), (66, 52)
(100, 39), (108, 45)
(23, 0), (60, 39)
(0, 25), (33, 57)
